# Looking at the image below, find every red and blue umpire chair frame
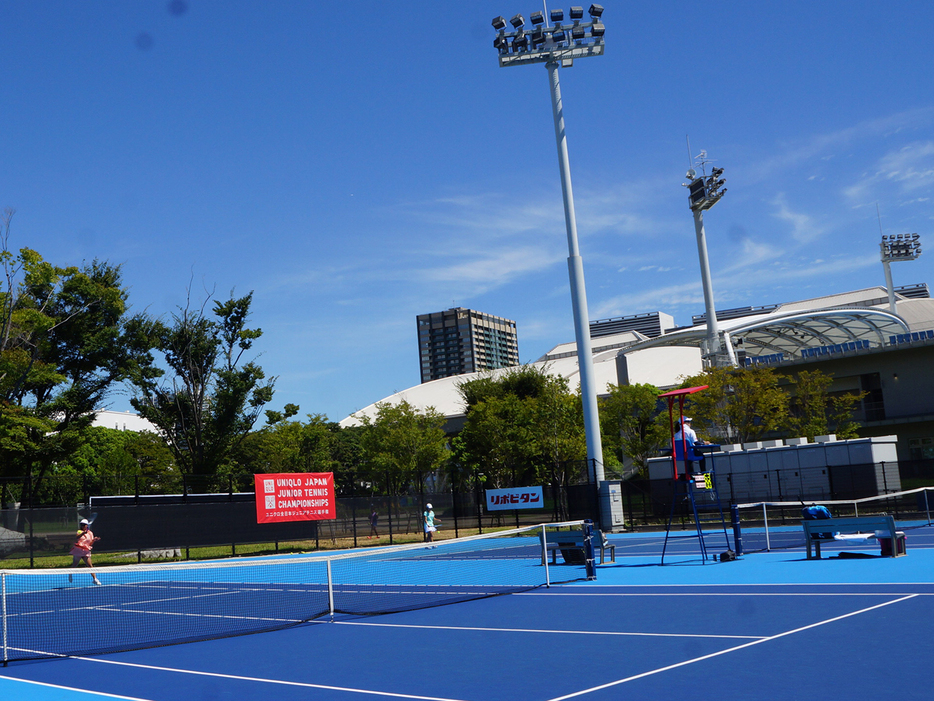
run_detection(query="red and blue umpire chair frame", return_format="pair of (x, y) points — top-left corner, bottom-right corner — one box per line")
(657, 385), (734, 563)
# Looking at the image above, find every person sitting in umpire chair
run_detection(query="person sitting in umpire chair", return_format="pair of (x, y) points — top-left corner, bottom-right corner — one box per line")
(674, 417), (709, 478)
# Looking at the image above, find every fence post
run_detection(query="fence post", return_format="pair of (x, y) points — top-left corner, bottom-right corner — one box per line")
(2, 571), (7, 666)
(475, 467), (483, 534)
(26, 475), (34, 569)
(351, 471), (357, 549)
(593, 462), (604, 532)
(451, 463), (460, 538)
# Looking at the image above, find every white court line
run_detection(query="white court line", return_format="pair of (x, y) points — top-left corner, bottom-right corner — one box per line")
(0, 675), (153, 701)
(521, 591), (931, 597)
(72, 656), (471, 701)
(334, 620), (763, 640)
(544, 594), (918, 701)
(546, 580), (934, 588)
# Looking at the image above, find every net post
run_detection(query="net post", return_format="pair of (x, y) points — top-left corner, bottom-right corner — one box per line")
(925, 488), (931, 526)
(730, 505), (743, 556)
(762, 503), (771, 552)
(583, 520), (596, 581)
(326, 558), (335, 621)
(2, 571), (7, 666)
(541, 524), (550, 587)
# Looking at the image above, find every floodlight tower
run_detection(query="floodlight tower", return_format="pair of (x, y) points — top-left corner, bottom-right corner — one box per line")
(880, 232), (921, 314)
(683, 153), (728, 366)
(491, 5), (606, 484)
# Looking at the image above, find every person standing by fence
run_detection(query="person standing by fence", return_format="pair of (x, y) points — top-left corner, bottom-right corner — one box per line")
(423, 503), (436, 544)
(369, 507), (379, 539)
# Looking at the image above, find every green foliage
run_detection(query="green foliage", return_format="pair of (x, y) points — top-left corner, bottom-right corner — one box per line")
(130, 291), (275, 477)
(454, 366), (586, 489)
(784, 369), (866, 441)
(680, 365), (789, 444)
(358, 400), (448, 497)
(599, 383), (669, 474)
(0, 211), (157, 499)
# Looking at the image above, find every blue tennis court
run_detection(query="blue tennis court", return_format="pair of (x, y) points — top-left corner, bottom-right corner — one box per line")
(3, 525), (933, 701)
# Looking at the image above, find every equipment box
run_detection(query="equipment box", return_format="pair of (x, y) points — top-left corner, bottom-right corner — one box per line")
(879, 533), (906, 557)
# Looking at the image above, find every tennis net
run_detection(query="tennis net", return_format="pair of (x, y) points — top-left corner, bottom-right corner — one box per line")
(1, 521), (590, 663)
(733, 487), (934, 553)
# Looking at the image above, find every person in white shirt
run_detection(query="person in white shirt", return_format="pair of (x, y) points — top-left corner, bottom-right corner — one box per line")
(674, 417), (707, 476)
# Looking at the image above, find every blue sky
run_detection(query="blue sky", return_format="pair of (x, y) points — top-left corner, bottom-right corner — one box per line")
(2, 1), (932, 422)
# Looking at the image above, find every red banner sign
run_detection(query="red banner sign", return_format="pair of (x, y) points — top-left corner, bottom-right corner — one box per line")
(254, 473), (336, 523)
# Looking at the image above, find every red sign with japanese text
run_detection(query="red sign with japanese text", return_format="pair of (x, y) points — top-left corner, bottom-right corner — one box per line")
(254, 473), (336, 523)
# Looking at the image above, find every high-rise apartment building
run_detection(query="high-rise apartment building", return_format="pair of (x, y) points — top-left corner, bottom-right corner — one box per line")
(417, 308), (519, 383)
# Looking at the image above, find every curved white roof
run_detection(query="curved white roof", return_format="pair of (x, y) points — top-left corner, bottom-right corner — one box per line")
(624, 304), (909, 359)
(342, 286), (929, 428)
(340, 350), (621, 428)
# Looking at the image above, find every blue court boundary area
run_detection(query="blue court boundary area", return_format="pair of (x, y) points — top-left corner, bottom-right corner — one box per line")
(3, 526), (932, 701)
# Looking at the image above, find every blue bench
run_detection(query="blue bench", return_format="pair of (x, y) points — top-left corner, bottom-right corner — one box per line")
(540, 529), (615, 565)
(802, 515), (905, 559)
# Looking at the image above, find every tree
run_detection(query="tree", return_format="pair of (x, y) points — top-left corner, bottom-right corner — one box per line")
(0, 211), (156, 500)
(681, 365), (789, 444)
(51, 426), (178, 500)
(130, 290), (275, 479)
(784, 369), (865, 441)
(600, 383), (669, 474)
(358, 401), (448, 498)
(454, 366), (586, 491)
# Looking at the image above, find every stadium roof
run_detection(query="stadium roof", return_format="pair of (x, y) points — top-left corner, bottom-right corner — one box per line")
(625, 305), (909, 361)
(341, 285), (926, 427)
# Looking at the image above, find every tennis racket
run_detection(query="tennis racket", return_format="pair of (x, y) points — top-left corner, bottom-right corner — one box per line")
(85, 513), (98, 525)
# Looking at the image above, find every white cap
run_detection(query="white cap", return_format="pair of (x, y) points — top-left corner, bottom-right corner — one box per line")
(426, 503), (432, 509)
(683, 417), (693, 422)
(79, 518), (89, 525)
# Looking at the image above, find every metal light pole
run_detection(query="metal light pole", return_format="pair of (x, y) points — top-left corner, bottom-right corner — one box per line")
(880, 232), (921, 314)
(492, 6), (606, 484)
(684, 156), (727, 366)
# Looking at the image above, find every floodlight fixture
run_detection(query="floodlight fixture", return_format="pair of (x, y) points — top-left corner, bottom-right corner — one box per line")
(489, 5), (609, 490)
(881, 232), (921, 261)
(688, 179), (707, 208)
(685, 162), (726, 212)
(880, 232), (921, 313)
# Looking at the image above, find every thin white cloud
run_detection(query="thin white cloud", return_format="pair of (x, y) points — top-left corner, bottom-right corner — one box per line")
(746, 107), (934, 183)
(770, 193), (824, 243)
(845, 141), (934, 202)
(877, 141), (934, 191)
(418, 245), (563, 289)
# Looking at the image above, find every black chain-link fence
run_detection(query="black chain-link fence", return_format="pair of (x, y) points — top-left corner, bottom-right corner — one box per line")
(4, 458), (932, 566)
